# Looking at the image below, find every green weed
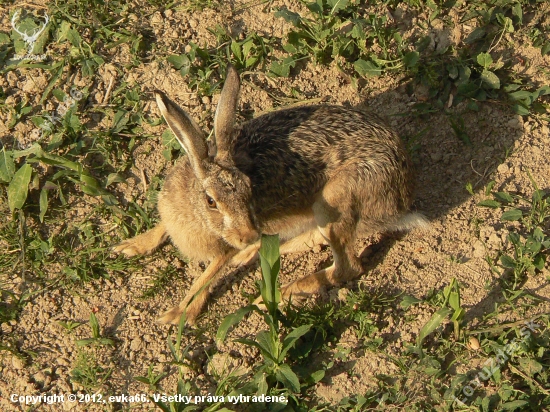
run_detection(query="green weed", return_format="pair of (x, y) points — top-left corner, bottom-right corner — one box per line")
(76, 312), (115, 347)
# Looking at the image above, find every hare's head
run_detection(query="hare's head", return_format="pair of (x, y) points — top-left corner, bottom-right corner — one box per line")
(155, 66), (259, 249)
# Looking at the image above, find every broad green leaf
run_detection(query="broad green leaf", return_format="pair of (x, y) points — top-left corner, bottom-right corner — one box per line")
(448, 291), (460, 311)
(310, 369), (325, 384)
(269, 57), (295, 77)
(280, 324), (312, 361)
(259, 234), (280, 268)
(257, 329), (278, 360)
(111, 110), (130, 133)
(161, 128), (181, 150)
(533, 254), (545, 270)
(167, 54), (190, 71)
(8, 163), (32, 212)
(500, 254), (516, 269)
(231, 40), (242, 61)
(259, 234), (281, 310)
(0, 148), (15, 182)
(76, 338), (95, 347)
(39, 187), (48, 222)
(501, 400), (528, 411)
(403, 51), (419, 68)
(525, 238), (541, 255)
(476, 52), (493, 67)
(274, 8), (301, 26)
(507, 232), (520, 245)
(477, 199), (501, 208)
(511, 3), (522, 25)
(255, 371), (268, 394)
(275, 363), (300, 393)
(513, 103), (529, 115)
(508, 90), (532, 101)
(81, 55), (104, 77)
(354, 59), (381, 77)
(89, 312), (100, 338)
(417, 307), (453, 346)
(501, 209), (522, 221)
(480, 69), (500, 89)
(464, 27), (486, 44)
(216, 305), (257, 345)
(493, 191), (513, 203)
(400, 295), (422, 309)
(242, 39), (254, 59)
(234, 338), (278, 363)
(532, 227), (544, 242)
(105, 173), (124, 187)
(327, 0), (349, 14)
(518, 358), (543, 378)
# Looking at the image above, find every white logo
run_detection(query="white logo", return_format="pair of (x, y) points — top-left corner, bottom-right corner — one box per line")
(11, 10), (50, 56)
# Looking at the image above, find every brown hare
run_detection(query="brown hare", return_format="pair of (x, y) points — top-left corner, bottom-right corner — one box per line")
(114, 64), (427, 325)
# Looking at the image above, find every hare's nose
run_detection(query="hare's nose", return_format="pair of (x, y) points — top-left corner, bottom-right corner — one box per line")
(240, 229), (259, 245)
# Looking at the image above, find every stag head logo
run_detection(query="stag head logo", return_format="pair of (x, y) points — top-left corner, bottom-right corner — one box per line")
(11, 10), (50, 55)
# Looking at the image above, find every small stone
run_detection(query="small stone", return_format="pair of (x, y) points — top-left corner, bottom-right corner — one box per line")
(130, 338), (142, 351)
(468, 336), (480, 351)
(12, 357), (24, 370)
(473, 240), (485, 258)
(507, 117), (522, 128)
(189, 19), (198, 29)
(201, 96), (211, 105)
(430, 152), (442, 162)
(497, 163), (509, 174)
(488, 233), (500, 247)
(33, 371), (47, 386)
(151, 12), (163, 24)
(185, 44), (192, 53)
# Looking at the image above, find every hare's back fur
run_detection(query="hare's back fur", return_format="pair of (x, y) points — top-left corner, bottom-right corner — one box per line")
(231, 105), (414, 234)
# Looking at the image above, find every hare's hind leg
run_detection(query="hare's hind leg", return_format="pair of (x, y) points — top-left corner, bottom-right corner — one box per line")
(113, 223), (168, 257)
(280, 178), (363, 299)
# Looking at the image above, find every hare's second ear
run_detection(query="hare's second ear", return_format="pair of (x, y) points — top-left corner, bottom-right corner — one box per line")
(155, 91), (208, 178)
(213, 64), (240, 163)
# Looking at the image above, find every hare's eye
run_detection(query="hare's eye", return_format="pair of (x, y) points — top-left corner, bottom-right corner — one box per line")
(206, 195), (217, 209)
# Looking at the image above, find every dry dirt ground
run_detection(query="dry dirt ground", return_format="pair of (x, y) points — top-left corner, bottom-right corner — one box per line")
(1, 1), (550, 411)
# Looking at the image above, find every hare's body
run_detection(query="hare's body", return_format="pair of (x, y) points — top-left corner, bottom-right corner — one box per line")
(114, 66), (426, 325)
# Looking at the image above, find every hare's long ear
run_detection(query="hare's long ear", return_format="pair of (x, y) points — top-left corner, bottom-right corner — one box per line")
(155, 91), (208, 179)
(213, 64), (240, 164)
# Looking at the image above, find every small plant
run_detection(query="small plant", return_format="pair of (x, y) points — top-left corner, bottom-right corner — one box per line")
(217, 234), (317, 405)
(135, 364), (168, 392)
(402, 277), (465, 352)
(167, 25), (273, 97)
(57, 319), (83, 334)
(76, 312), (115, 347)
(479, 176), (550, 287)
(273, 0), (417, 79)
(70, 350), (112, 391)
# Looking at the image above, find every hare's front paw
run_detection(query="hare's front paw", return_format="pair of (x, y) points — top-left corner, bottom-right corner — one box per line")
(156, 300), (201, 326)
(113, 224), (168, 257)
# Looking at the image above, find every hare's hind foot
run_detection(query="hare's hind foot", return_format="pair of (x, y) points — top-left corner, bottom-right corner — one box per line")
(281, 261), (362, 300)
(253, 262), (363, 309)
(113, 223), (168, 257)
